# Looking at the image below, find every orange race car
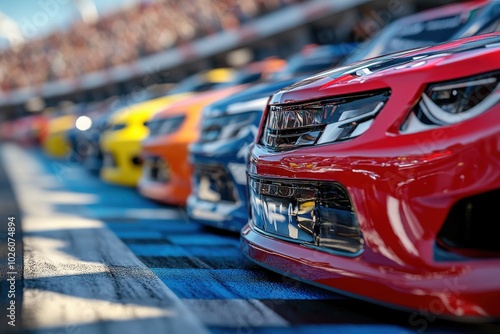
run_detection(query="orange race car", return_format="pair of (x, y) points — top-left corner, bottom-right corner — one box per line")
(138, 85), (245, 206)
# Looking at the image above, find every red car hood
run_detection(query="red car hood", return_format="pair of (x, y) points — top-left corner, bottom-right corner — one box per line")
(269, 32), (500, 105)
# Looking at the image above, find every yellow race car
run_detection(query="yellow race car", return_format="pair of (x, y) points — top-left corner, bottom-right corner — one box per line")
(100, 93), (191, 186)
(99, 67), (244, 186)
(42, 113), (76, 158)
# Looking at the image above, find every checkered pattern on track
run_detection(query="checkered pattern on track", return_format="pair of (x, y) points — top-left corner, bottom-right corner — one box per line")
(31, 147), (487, 334)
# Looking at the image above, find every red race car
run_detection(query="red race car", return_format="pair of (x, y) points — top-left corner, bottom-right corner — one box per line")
(241, 32), (500, 320)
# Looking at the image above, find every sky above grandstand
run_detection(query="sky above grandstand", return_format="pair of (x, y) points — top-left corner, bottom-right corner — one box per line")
(0, 0), (141, 40)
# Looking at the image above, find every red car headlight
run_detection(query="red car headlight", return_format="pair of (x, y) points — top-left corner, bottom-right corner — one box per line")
(261, 90), (390, 150)
(401, 71), (500, 133)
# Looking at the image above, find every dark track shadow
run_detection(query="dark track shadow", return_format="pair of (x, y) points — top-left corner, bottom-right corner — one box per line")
(0, 144), (25, 334)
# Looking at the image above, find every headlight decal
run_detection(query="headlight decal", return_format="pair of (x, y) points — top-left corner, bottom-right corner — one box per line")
(261, 90), (390, 150)
(401, 71), (500, 133)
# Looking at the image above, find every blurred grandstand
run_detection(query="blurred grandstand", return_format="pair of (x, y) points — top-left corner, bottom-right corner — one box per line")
(0, 0), (303, 91)
(0, 0), (462, 121)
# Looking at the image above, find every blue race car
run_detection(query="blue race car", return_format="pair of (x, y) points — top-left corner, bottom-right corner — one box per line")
(186, 77), (301, 231)
(186, 43), (359, 231)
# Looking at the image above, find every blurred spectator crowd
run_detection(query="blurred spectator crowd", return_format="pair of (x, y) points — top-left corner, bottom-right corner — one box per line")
(0, 0), (303, 92)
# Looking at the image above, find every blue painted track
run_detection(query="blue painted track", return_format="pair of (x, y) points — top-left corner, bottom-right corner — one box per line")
(26, 147), (499, 334)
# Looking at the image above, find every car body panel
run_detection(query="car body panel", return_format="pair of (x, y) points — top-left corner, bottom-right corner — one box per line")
(242, 33), (500, 320)
(187, 78), (302, 231)
(42, 114), (76, 158)
(1, 114), (48, 145)
(186, 43), (358, 232)
(100, 93), (191, 186)
(138, 85), (246, 205)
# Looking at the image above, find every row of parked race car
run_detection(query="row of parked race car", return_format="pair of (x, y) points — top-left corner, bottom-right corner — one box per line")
(3, 0), (500, 321)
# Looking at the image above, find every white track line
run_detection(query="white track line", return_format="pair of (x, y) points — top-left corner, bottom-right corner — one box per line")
(1, 144), (208, 334)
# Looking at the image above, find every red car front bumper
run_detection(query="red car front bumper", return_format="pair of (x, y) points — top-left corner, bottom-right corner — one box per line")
(242, 86), (500, 321)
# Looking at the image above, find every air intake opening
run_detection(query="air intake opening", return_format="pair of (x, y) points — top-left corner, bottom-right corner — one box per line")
(194, 164), (238, 202)
(437, 189), (500, 259)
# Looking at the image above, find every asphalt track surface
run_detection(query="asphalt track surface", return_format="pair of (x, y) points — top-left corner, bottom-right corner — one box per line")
(1, 143), (500, 334)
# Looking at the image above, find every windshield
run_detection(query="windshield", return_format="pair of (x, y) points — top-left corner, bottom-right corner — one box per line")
(167, 74), (210, 94)
(213, 71), (263, 89)
(269, 51), (340, 81)
(269, 57), (335, 81)
(451, 1), (500, 38)
(342, 7), (482, 65)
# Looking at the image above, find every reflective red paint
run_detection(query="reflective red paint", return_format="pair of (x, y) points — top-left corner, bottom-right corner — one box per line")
(242, 33), (500, 320)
